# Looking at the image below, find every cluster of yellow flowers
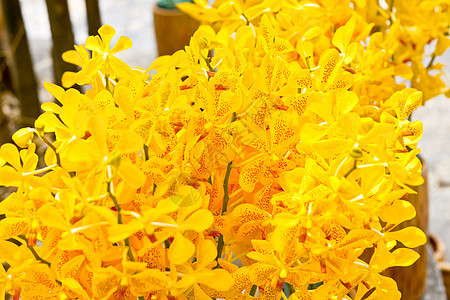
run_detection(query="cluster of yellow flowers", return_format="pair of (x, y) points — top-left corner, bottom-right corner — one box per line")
(0, 0), (449, 299)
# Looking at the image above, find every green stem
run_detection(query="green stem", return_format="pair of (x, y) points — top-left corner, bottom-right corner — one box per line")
(216, 161), (233, 261)
(106, 168), (137, 263)
(426, 53), (436, 69)
(143, 145), (149, 161)
(27, 245), (51, 267)
(108, 180), (122, 225)
(387, 0), (394, 24)
(124, 238), (135, 262)
(249, 285), (258, 297)
(105, 74), (111, 93)
(241, 13), (250, 25)
(231, 112), (237, 122)
(201, 54), (214, 72)
(216, 234), (224, 261)
(283, 282), (295, 297)
(305, 56), (312, 71)
(221, 161), (233, 214)
(14, 236), (56, 275)
(164, 239), (171, 249)
(17, 236), (50, 265)
(344, 160), (357, 178)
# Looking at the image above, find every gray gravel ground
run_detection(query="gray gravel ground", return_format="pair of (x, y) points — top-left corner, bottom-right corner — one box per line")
(16, 0), (450, 297)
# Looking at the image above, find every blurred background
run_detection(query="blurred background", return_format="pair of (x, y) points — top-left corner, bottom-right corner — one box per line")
(1, 0), (450, 296)
(6, 0), (159, 103)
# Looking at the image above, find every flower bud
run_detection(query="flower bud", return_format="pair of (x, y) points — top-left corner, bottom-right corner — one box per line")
(59, 293), (68, 300)
(350, 148), (363, 160)
(12, 127), (36, 148)
(198, 36), (210, 51)
(61, 231), (70, 239)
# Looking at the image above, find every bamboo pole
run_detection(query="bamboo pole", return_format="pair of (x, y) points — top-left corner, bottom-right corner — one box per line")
(45, 0), (77, 86)
(85, 0), (102, 36)
(0, 0), (41, 125)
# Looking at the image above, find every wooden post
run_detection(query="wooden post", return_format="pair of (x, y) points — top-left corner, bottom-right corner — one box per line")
(153, 4), (199, 56)
(0, 92), (12, 145)
(85, 0), (102, 36)
(0, 0), (41, 125)
(0, 2), (12, 144)
(383, 158), (429, 300)
(45, 0), (77, 86)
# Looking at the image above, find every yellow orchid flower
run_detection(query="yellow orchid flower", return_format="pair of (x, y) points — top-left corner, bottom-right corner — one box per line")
(3, 0), (450, 295)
